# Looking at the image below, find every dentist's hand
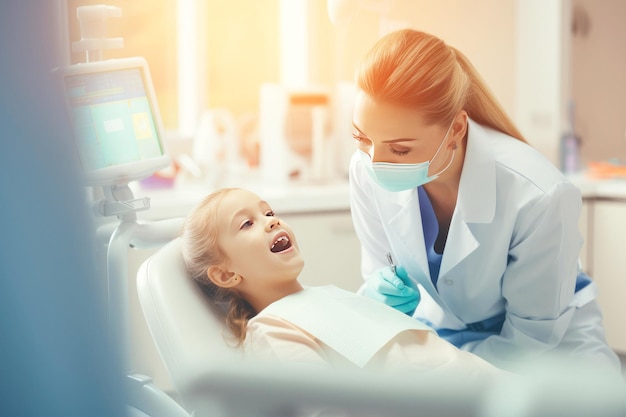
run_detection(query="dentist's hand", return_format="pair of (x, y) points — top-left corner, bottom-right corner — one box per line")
(361, 265), (420, 314)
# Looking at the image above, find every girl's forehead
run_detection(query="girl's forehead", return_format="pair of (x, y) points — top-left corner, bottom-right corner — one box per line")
(216, 190), (265, 220)
(221, 189), (259, 208)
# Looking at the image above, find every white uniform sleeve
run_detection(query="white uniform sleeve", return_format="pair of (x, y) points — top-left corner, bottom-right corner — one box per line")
(462, 180), (583, 368)
(244, 314), (330, 367)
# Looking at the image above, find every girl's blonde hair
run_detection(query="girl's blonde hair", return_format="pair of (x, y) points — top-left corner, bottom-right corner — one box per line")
(357, 29), (526, 143)
(180, 187), (255, 345)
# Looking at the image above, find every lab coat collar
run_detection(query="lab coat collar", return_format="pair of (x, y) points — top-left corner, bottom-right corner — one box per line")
(437, 118), (496, 278)
(457, 118), (496, 224)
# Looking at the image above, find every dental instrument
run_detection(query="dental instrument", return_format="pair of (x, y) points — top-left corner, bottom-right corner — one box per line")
(386, 252), (396, 276)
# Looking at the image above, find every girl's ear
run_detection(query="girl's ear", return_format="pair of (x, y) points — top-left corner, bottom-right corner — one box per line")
(206, 265), (241, 288)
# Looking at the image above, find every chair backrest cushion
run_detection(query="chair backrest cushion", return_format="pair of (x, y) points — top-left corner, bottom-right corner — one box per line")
(136, 238), (240, 398)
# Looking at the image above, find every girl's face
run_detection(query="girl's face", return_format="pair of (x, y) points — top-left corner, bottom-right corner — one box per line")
(351, 90), (464, 174)
(213, 189), (304, 296)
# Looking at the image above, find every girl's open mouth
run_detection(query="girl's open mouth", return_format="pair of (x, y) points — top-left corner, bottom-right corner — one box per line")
(270, 232), (293, 253)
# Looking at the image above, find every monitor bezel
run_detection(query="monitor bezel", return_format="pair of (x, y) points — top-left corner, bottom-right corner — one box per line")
(61, 57), (170, 186)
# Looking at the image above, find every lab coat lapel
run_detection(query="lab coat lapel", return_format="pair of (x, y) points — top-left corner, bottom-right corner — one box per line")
(439, 119), (496, 277)
(386, 189), (446, 307)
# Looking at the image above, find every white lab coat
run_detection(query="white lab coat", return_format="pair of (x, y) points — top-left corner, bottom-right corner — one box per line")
(349, 118), (620, 372)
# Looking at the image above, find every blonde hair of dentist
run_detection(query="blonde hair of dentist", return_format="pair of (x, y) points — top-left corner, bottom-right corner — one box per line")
(357, 28), (526, 143)
(181, 188), (255, 345)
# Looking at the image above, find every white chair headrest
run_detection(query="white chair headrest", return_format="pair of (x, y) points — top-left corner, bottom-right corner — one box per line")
(136, 238), (240, 399)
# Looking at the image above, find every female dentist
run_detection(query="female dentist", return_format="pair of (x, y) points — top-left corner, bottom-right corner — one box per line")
(349, 28), (621, 373)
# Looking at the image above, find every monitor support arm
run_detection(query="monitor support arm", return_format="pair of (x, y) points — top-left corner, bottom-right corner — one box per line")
(95, 184), (151, 220)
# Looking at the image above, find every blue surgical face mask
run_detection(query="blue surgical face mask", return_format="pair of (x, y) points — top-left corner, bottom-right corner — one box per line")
(360, 122), (456, 192)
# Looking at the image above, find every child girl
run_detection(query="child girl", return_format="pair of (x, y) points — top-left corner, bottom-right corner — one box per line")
(180, 187), (505, 379)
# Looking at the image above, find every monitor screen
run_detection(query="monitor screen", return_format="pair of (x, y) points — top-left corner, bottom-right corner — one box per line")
(62, 57), (169, 186)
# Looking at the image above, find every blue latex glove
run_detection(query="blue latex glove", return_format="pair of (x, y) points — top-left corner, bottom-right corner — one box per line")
(362, 265), (420, 314)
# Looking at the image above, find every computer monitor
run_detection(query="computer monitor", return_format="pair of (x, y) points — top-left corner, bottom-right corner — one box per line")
(61, 57), (169, 186)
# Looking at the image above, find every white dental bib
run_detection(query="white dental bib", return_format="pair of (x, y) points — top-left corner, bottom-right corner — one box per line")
(261, 285), (434, 367)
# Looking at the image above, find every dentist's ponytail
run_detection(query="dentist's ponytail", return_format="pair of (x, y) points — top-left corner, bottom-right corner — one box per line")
(356, 28), (526, 143)
(450, 45), (526, 143)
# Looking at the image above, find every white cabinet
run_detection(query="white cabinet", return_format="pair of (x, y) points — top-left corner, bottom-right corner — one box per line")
(589, 200), (626, 353)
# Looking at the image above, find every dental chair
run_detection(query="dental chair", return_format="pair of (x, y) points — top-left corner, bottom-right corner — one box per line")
(136, 238), (241, 406)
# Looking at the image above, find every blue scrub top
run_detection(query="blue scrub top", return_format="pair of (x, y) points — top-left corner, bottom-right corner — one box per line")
(417, 186), (443, 287)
